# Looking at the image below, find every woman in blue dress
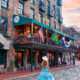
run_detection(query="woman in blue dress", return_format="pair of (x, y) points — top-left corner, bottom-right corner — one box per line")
(38, 56), (54, 80)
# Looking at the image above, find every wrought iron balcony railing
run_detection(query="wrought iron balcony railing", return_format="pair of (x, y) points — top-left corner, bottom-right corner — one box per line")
(13, 34), (76, 50)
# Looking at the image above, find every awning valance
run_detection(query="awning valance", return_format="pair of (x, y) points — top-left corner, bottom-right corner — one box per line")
(13, 14), (76, 40)
(0, 34), (10, 50)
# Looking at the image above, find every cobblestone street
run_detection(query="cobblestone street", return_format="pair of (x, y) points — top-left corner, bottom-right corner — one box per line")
(6, 66), (80, 80)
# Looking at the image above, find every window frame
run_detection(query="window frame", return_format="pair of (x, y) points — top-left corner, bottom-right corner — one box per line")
(47, 0), (50, 14)
(30, 8), (34, 19)
(1, 0), (9, 9)
(39, 13), (43, 23)
(0, 16), (8, 35)
(18, 2), (24, 15)
(54, 21), (56, 29)
(47, 17), (51, 26)
(53, 5), (56, 18)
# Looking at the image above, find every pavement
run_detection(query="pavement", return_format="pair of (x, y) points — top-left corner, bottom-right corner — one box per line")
(0, 60), (80, 80)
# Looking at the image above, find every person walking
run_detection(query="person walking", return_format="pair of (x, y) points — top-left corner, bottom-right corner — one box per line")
(38, 56), (54, 80)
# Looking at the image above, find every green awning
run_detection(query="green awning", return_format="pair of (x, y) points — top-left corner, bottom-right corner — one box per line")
(13, 14), (76, 40)
(13, 14), (32, 26)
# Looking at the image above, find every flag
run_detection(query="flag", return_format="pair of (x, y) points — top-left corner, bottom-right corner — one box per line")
(61, 37), (66, 48)
(38, 28), (44, 42)
(66, 40), (72, 47)
(52, 33), (60, 45)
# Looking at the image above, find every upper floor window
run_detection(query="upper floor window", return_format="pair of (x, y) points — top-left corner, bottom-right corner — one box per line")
(54, 21), (56, 29)
(30, 8), (34, 19)
(1, 0), (9, 9)
(47, 0), (50, 14)
(59, 23), (61, 31)
(53, 5), (56, 18)
(0, 17), (8, 35)
(58, 8), (61, 18)
(47, 18), (50, 26)
(39, 13), (43, 23)
(30, 0), (35, 4)
(18, 3), (24, 15)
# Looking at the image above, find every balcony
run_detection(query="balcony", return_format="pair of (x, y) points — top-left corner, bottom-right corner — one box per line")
(39, 1), (45, 13)
(13, 34), (76, 51)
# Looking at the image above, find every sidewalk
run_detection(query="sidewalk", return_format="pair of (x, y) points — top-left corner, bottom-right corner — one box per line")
(0, 65), (75, 80)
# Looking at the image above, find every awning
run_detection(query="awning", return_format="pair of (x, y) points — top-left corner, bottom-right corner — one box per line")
(13, 14), (76, 40)
(0, 34), (10, 50)
(0, 43), (3, 48)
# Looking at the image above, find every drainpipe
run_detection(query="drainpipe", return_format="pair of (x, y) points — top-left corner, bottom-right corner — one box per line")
(10, 0), (14, 61)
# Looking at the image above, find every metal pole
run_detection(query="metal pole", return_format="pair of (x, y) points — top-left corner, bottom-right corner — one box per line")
(31, 48), (33, 72)
(31, 22), (33, 34)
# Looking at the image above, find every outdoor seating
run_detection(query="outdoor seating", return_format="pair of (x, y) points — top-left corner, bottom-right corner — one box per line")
(0, 65), (7, 74)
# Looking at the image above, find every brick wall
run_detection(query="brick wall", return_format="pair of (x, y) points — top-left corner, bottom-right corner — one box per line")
(1, 0), (62, 67)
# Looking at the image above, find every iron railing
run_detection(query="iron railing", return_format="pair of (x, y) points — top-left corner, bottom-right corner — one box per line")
(13, 34), (76, 50)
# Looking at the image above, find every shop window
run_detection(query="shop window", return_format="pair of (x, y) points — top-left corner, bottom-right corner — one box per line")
(18, 2), (24, 15)
(1, 0), (9, 9)
(30, 8), (34, 19)
(0, 17), (8, 35)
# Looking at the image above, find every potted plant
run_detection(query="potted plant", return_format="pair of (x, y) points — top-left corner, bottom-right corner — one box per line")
(7, 60), (17, 72)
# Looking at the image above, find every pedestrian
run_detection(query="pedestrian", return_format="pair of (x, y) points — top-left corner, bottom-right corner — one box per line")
(38, 56), (54, 80)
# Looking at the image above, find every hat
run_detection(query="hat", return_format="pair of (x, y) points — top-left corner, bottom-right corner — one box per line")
(42, 56), (48, 61)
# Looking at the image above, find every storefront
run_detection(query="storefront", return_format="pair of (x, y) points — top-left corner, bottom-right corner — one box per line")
(0, 34), (9, 69)
(13, 14), (76, 71)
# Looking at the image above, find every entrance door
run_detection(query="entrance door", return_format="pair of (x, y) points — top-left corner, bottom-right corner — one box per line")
(0, 50), (7, 69)
(15, 53), (24, 70)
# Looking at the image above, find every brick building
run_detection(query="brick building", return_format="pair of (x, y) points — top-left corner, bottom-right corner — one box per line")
(0, 0), (76, 71)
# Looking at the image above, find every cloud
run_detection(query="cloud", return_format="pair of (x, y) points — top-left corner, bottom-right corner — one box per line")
(62, 0), (80, 27)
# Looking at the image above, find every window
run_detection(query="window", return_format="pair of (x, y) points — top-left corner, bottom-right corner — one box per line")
(47, 18), (50, 26)
(1, 0), (9, 9)
(30, 8), (34, 19)
(53, 5), (56, 18)
(59, 23), (61, 31)
(58, 9), (61, 18)
(0, 17), (8, 35)
(47, 0), (50, 14)
(30, 0), (35, 4)
(54, 21), (56, 29)
(18, 3), (24, 15)
(39, 13), (43, 23)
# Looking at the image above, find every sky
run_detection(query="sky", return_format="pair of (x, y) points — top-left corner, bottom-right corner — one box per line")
(62, 0), (80, 27)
